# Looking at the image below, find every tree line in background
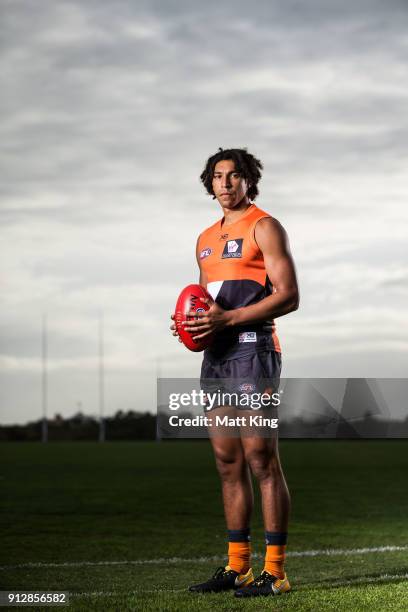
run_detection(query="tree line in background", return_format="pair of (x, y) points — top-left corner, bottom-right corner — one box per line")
(0, 411), (156, 441)
(0, 410), (407, 441)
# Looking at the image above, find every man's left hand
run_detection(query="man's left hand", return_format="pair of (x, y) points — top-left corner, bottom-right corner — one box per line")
(183, 297), (231, 339)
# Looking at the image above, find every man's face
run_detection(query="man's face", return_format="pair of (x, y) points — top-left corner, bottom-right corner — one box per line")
(211, 159), (250, 209)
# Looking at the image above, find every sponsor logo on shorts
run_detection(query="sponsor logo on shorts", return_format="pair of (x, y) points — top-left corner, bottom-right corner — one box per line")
(222, 238), (243, 259)
(239, 382), (256, 392)
(200, 247), (212, 259)
(239, 331), (257, 343)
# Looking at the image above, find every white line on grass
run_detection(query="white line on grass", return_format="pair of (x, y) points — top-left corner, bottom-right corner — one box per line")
(1, 545), (407, 571)
(288, 545), (408, 558)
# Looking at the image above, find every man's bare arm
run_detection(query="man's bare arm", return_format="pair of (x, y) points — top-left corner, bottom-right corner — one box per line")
(170, 236), (208, 340)
(227, 217), (299, 326)
(195, 236), (208, 287)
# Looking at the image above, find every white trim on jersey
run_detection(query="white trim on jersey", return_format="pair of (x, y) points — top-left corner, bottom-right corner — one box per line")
(206, 281), (223, 300)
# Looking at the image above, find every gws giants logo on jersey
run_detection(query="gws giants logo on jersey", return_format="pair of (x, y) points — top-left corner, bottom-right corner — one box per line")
(200, 247), (212, 259)
(222, 238), (243, 259)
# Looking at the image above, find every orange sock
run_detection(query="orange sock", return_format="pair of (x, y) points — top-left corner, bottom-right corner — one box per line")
(264, 531), (287, 579)
(228, 541), (251, 574)
(264, 544), (286, 579)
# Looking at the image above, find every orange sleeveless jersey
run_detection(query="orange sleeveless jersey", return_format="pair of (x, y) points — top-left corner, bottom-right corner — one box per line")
(198, 203), (281, 360)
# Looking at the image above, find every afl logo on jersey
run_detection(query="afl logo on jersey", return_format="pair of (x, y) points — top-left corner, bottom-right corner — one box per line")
(222, 238), (243, 259)
(239, 382), (256, 392)
(200, 247), (212, 259)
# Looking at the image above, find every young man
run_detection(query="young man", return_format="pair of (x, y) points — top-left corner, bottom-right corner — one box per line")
(170, 147), (299, 598)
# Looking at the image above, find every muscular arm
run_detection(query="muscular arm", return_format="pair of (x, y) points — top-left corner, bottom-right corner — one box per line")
(170, 235), (207, 341)
(196, 236), (208, 288)
(229, 217), (299, 326)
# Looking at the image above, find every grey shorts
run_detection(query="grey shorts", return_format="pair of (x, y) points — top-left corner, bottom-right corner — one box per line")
(200, 350), (282, 411)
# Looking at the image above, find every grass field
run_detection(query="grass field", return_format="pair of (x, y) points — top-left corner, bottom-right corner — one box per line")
(1, 440), (407, 611)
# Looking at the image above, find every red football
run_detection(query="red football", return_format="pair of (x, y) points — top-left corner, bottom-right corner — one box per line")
(174, 284), (214, 352)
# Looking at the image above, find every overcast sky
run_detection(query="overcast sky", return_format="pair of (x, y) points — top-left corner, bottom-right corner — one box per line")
(1, 0), (407, 424)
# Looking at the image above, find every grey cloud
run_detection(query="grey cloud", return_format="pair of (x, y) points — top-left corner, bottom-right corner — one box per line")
(380, 274), (408, 289)
(0, 325), (95, 360)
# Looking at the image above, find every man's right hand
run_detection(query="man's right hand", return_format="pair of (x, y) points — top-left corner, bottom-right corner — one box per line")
(170, 314), (183, 342)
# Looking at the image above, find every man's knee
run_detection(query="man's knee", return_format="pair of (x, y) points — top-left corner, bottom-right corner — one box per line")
(214, 449), (245, 482)
(245, 448), (280, 482)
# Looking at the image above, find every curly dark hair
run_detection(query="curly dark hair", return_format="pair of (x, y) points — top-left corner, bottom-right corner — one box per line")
(200, 147), (263, 200)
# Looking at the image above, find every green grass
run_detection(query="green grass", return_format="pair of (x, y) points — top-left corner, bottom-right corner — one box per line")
(0, 440), (407, 610)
